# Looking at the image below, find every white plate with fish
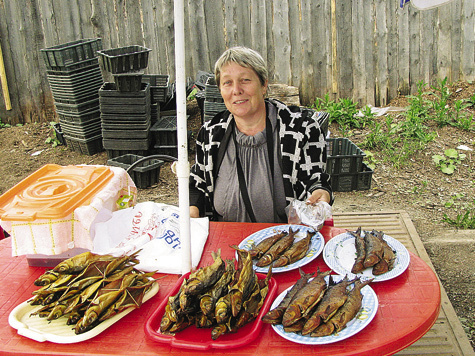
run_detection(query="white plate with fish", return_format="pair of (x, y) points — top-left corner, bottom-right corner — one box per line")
(323, 231), (410, 282)
(238, 224), (324, 273)
(8, 282), (159, 343)
(270, 275), (378, 345)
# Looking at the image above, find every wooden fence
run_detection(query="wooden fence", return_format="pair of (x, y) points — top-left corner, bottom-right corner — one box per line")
(0, 0), (473, 124)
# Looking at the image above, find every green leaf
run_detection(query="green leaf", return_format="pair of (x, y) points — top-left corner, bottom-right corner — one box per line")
(441, 164), (455, 174)
(432, 155), (444, 164)
(444, 148), (458, 158)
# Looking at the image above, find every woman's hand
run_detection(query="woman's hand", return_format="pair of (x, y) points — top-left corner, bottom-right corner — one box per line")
(306, 189), (331, 205)
(190, 205), (201, 218)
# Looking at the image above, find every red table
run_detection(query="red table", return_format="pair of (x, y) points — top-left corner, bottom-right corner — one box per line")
(0, 222), (441, 356)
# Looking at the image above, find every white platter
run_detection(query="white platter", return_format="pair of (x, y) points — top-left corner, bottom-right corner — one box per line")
(270, 275), (378, 344)
(8, 281), (159, 343)
(238, 224), (324, 273)
(323, 231), (410, 282)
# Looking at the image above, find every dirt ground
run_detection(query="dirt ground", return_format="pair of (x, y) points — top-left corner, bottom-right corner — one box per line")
(0, 83), (474, 350)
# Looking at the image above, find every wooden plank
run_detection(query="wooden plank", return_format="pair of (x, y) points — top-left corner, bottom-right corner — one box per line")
(450, 0), (463, 83)
(204, 0), (226, 71)
(287, 0), (301, 87)
(374, 0), (389, 107)
(332, 211), (474, 356)
(250, 0), (268, 62)
(386, 0), (399, 103)
(461, 0), (475, 80)
(335, 0), (353, 100)
(437, 3), (452, 82)
(351, 0), (366, 105)
(186, 0), (211, 80)
(408, 5), (422, 95)
(397, 4), (411, 95)
(272, 0), (291, 84)
(419, 7), (437, 85)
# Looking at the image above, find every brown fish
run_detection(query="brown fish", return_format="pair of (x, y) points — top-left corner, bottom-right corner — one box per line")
(282, 269), (331, 327)
(185, 249), (225, 296)
(363, 230), (384, 268)
(256, 227), (299, 267)
(262, 268), (314, 324)
(329, 278), (373, 333)
(248, 230), (288, 259)
(273, 230), (316, 268)
(301, 275), (354, 335)
(349, 227), (366, 274)
(229, 250), (258, 317)
(372, 230), (396, 275)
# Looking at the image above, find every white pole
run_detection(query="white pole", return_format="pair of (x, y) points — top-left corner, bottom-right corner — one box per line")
(173, 0), (192, 274)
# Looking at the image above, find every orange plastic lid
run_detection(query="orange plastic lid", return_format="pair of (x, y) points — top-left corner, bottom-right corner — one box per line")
(0, 164), (113, 221)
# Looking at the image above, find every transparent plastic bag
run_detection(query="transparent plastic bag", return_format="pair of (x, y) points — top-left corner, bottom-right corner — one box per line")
(285, 199), (332, 231)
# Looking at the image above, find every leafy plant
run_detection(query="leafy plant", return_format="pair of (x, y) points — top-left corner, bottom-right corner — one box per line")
(443, 206), (475, 229)
(363, 150), (377, 170)
(45, 122), (62, 147)
(0, 118), (11, 128)
(432, 148), (466, 175)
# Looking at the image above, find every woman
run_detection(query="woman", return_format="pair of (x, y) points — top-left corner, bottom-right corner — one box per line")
(189, 46), (333, 222)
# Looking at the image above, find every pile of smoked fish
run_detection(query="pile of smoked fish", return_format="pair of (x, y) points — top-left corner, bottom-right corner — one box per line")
(248, 227), (316, 268)
(28, 251), (157, 334)
(160, 248), (273, 340)
(350, 227), (396, 275)
(262, 269), (373, 337)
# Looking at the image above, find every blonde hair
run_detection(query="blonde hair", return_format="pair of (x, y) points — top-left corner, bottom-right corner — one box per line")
(214, 46), (268, 89)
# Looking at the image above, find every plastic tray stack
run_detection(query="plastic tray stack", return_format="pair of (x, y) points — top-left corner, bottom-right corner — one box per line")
(97, 45), (153, 158)
(326, 137), (373, 192)
(203, 76), (226, 123)
(142, 74), (170, 123)
(41, 38), (104, 155)
(99, 82), (152, 158)
(150, 115), (178, 158)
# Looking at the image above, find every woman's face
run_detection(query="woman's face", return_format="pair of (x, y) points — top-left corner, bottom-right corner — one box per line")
(219, 62), (267, 122)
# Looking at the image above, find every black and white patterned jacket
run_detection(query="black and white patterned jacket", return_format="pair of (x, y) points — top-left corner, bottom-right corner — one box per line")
(189, 98), (333, 218)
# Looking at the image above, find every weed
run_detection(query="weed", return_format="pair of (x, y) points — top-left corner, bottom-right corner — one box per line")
(432, 148), (466, 175)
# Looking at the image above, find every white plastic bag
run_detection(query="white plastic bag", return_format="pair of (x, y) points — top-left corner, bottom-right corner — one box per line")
(286, 199), (332, 231)
(92, 201), (209, 274)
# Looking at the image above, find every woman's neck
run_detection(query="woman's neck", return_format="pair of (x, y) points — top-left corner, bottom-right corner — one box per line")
(234, 108), (266, 136)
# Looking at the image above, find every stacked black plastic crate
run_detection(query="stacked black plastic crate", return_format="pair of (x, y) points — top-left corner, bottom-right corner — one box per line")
(326, 138), (373, 192)
(97, 45), (152, 158)
(41, 39), (104, 155)
(203, 76), (226, 123)
(142, 74), (169, 124)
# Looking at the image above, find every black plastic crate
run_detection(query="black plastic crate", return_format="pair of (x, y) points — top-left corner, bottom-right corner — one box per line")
(102, 125), (150, 139)
(41, 39), (102, 70)
(98, 45), (151, 74)
(330, 163), (373, 192)
(326, 137), (366, 175)
(142, 74), (169, 103)
(64, 134), (104, 155)
(58, 108), (101, 125)
(54, 98), (100, 114)
(113, 71), (144, 92)
(150, 116), (178, 146)
(107, 154), (164, 189)
(103, 136), (151, 151)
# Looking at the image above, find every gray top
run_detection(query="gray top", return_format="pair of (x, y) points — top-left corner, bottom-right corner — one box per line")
(214, 105), (287, 222)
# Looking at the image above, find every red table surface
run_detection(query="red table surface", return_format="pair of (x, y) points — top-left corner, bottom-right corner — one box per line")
(0, 222), (441, 356)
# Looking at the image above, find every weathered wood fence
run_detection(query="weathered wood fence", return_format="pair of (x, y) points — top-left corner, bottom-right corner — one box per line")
(0, 0), (473, 124)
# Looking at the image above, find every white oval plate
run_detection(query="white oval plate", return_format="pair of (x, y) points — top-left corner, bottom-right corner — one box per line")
(270, 275), (378, 344)
(238, 224), (324, 273)
(323, 231), (410, 282)
(8, 281), (159, 343)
